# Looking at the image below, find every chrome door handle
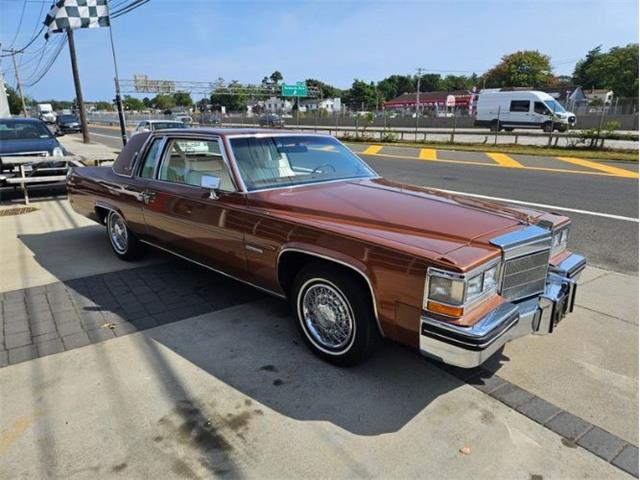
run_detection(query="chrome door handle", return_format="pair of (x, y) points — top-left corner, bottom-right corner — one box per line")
(141, 190), (156, 204)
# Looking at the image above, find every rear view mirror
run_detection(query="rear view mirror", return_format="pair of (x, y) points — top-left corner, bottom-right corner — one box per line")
(201, 175), (221, 199)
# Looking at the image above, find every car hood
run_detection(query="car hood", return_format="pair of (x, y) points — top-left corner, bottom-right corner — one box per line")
(250, 178), (553, 266)
(0, 137), (58, 155)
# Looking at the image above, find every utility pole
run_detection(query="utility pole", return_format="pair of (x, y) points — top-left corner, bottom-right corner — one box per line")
(5, 49), (28, 117)
(66, 29), (90, 143)
(415, 67), (424, 136)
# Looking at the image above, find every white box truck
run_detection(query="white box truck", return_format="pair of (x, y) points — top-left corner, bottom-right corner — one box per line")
(37, 103), (56, 124)
(474, 90), (576, 132)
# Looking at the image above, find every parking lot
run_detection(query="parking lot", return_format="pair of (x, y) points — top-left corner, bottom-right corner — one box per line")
(0, 130), (637, 478)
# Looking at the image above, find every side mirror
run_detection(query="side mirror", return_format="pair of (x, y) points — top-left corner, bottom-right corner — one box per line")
(201, 175), (221, 199)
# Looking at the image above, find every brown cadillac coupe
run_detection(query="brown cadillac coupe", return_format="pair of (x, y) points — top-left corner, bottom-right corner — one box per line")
(68, 129), (586, 368)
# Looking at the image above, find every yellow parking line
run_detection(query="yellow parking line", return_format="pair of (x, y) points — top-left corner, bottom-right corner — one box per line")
(556, 157), (639, 179)
(419, 148), (437, 161)
(487, 152), (524, 168)
(362, 145), (383, 155)
(366, 151), (635, 178)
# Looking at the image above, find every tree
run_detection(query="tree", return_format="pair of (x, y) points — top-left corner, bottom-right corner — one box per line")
(418, 73), (443, 92)
(94, 101), (113, 111)
(377, 74), (415, 100)
(346, 80), (377, 111)
(209, 88), (246, 112)
(483, 50), (553, 88)
(123, 95), (145, 111)
(5, 85), (23, 115)
(573, 46), (602, 88)
(441, 74), (473, 91)
(142, 97), (152, 108)
(173, 92), (193, 107)
(196, 98), (209, 112)
(152, 94), (176, 110)
(305, 78), (342, 99)
(573, 44), (639, 97)
(270, 70), (283, 84)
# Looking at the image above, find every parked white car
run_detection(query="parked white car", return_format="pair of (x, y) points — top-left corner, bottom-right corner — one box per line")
(130, 120), (187, 136)
(474, 90), (576, 132)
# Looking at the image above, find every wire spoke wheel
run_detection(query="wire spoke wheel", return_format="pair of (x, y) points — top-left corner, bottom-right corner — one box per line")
(301, 282), (354, 351)
(108, 212), (128, 254)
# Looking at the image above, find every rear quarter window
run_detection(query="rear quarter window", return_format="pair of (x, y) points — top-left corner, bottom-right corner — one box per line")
(112, 132), (151, 176)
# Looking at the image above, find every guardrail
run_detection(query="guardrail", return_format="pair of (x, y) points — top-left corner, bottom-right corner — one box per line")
(87, 115), (638, 150)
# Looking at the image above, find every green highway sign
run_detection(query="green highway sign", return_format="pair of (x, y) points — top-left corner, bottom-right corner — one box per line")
(281, 82), (308, 97)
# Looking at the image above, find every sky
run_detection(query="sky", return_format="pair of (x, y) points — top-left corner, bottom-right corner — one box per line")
(0, 0), (638, 101)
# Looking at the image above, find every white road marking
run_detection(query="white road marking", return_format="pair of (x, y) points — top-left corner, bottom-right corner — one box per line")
(89, 132), (122, 139)
(434, 188), (639, 223)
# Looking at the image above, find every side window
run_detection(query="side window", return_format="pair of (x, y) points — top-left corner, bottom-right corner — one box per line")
(139, 138), (163, 179)
(534, 101), (549, 115)
(158, 138), (236, 191)
(510, 100), (530, 112)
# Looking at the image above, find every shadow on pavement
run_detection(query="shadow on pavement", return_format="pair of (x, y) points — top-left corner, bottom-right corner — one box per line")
(17, 228), (508, 440)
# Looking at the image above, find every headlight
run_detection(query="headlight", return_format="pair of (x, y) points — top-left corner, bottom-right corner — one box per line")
(52, 147), (64, 157)
(551, 224), (570, 256)
(424, 260), (501, 317)
(428, 276), (465, 305)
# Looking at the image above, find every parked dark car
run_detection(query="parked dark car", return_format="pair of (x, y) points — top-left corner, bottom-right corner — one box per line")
(67, 128), (585, 368)
(0, 118), (69, 184)
(55, 114), (82, 134)
(259, 114), (284, 128)
(0, 118), (66, 158)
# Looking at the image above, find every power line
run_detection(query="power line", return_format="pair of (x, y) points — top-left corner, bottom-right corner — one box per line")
(6, 0), (28, 49)
(0, 25), (45, 56)
(22, 35), (67, 87)
(21, 37), (60, 82)
(111, 0), (149, 18)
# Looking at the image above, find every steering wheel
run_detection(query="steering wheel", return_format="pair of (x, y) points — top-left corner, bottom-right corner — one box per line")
(311, 163), (336, 175)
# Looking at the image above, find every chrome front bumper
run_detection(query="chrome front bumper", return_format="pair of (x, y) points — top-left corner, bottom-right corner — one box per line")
(420, 253), (586, 368)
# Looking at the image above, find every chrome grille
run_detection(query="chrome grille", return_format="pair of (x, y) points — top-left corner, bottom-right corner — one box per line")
(502, 249), (550, 301)
(491, 225), (553, 302)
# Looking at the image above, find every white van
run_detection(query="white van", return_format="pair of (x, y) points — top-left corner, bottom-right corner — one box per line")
(474, 90), (576, 132)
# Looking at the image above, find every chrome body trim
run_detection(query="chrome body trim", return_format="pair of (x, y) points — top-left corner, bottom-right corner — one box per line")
(140, 240), (287, 300)
(276, 247), (385, 338)
(1, 150), (49, 157)
(245, 245), (264, 254)
(490, 225), (552, 260)
(550, 253), (586, 279)
(419, 253), (585, 368)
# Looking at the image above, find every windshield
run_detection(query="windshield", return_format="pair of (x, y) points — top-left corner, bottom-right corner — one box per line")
(230, 135), (376, 191)
(58, 115), (78, 122)
(153, 122), (186, 130)
(543, 99), (566, 113)
(0, 120), (52, 140)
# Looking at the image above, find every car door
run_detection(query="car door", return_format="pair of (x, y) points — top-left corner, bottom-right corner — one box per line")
(507, 99), (531, 127)
(532, 101), (551, 126)
(141, 135), (248, 277)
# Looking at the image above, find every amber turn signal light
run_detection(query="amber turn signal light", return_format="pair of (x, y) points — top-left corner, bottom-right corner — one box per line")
(427, 301), (464, 318)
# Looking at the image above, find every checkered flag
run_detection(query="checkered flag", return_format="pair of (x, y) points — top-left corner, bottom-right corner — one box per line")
(44, 0), (110, 39)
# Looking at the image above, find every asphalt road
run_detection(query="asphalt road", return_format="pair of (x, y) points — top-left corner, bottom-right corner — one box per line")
(75, 127), (638, 274)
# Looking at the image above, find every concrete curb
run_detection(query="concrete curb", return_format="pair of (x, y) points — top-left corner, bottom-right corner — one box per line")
(441, 363), (639, 477)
